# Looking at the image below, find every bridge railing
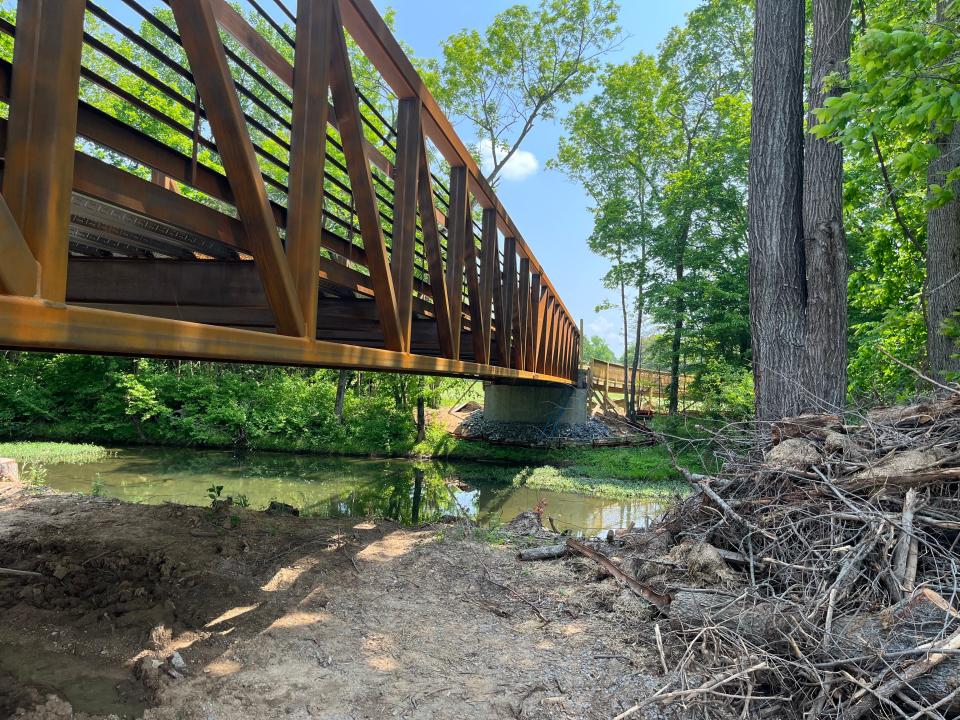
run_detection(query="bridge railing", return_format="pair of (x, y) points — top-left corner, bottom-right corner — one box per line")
(588, 359), (691, 415)
(0, 0), (579, 384)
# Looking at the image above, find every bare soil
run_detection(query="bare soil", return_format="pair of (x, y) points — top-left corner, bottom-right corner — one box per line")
(0, 481), (665, 720)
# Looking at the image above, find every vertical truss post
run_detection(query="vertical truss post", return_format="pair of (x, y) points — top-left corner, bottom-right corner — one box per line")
(479, 208), (497, 362)
(286, 0), (334, 337)
(517, 258), (530, 372)
(492, 247), (507, 367)
(416, 137), (454, 358)
(3, 0), (86, 302)
(392, 98), (422, 353)
(501, 236), (517, 369)
(530, 273), (542, 373)
(538, 293), (554, 374)
(172, 0), (304, 336)
(327, 0), (403, 350)
(446, 166), (469, 358)
(464, 207), (486, 364)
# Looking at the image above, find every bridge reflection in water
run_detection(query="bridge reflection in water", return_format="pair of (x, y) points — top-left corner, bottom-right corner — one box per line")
(39, 448), (671, 535)
(0, 0), (578, 385)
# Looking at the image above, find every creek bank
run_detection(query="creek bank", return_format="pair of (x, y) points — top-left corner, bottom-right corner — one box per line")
(0, 480), (678, 720)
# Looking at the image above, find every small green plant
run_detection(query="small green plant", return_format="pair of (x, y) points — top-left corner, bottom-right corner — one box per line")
(22, 462), (47, 486)
(90, 474), (105, 497)
(230, 514), (240, 528)
(235, 494), (250, 508)
(207, 485), (224, 503)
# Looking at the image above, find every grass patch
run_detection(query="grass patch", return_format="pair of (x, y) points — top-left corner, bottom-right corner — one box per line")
(417, 422), (714, 499)
(0, 441), (110, 465)
(518, 466), (688, 499)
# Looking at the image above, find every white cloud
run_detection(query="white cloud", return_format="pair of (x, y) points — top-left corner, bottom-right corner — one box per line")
(478, 138), (539, 182)
(587, 313), (622, 354)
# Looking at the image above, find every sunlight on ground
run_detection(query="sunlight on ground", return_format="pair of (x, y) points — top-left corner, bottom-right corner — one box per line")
(261, 559), (320, 592)
(203, 658), (243, 677)
(205, 603), (260, 629)
(355, 530), (433, 563)
(266, 611), (329, 631)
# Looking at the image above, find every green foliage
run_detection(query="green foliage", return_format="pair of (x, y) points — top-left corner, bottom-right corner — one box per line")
(21, 463), (47, 486)
(815, 1), (959, 206)
(207, 485), (224, 503)
(435, 0), (621, 183)
(553, 0), (752, 415)
(581, 335), (617, 363)
(814, 1), (956, 401)
(687, 360), (754, 420)
(0, 441), (110, 465)
(0, 354), (444, 457)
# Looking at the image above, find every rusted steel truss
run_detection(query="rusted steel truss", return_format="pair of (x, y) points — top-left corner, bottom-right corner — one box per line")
(0, 0), (579, 383)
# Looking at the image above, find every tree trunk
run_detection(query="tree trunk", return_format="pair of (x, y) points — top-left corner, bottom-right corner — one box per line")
(668, 225), (689, 416)
(801, 0), (851, 412)
(619, 260), (630, 409)
(334, 369), (349, 421)
(629, 292), (644, 419)
(748, 0), (808, 421)
(416, 396), (426, 442)
(927, 3), (960, 383)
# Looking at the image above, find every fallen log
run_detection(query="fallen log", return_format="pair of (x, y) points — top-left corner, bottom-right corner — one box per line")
(566, 538), (670, 611)
(516, 543), (567, 561)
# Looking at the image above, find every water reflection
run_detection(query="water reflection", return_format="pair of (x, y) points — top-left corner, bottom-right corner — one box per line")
(39, 448), (671, 536)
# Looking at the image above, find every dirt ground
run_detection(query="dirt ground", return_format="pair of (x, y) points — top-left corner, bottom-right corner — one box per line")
(0, 481), (667, 720)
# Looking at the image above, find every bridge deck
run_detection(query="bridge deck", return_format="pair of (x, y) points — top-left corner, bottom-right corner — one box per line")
(0, 0), (579, 384)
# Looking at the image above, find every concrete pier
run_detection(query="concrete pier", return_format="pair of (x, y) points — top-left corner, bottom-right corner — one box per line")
(483, 383), (588, 425)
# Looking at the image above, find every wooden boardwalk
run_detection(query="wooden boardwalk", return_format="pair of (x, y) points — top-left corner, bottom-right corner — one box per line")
(0, 0), (579, 384)
(588, 359), (691, 415)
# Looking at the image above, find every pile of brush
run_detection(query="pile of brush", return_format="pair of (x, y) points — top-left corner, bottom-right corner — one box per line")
(614, 394), (960, 719)
(513, 394), (960, 717)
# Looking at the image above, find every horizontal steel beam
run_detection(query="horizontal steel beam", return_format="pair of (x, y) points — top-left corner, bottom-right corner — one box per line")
(0, 295), (570, 384)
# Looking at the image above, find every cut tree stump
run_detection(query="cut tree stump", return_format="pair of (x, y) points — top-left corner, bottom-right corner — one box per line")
(0, 458), (18, 483)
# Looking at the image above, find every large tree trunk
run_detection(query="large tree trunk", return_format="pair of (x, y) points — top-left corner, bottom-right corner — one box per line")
(618, 255), (630, 409)
(629, 292), (644, 419)
(748, 0), (808, 421)
(926, 4), (960, 383)
(801, 0), (851, 412)
(668, 224), (690, 416)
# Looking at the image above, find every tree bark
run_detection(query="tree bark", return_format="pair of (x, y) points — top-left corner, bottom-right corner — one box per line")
(416, 396), (426, 442)
(926, 4), (960, 383)
(334, 369), (349, 421)
(669, 224), (689, 415)
(748, 0), (808, 421)
(801, 0), (851, 412)
(629, 291), (644, 418)
(618, 252), (630, 409)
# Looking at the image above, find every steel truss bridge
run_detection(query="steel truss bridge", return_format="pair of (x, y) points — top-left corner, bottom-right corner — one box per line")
(0, 0), (580, 385)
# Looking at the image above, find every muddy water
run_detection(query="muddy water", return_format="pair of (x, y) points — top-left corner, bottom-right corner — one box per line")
(0, 645), (147, 718)
(40, 448), (670, 536)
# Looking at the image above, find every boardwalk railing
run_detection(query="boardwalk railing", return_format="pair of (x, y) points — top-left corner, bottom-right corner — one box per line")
(0, 0), (579, 384)
(588, 359), (691, 415)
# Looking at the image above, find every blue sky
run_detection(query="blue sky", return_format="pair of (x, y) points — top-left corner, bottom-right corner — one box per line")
(371, 0), (701, 349)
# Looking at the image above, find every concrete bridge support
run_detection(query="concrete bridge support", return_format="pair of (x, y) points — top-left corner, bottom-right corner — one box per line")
(483, 378), (589, 426)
